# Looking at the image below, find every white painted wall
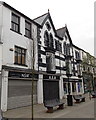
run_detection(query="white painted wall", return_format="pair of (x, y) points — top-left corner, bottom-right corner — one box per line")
(0, 45), (2, 72)
(0, 4), (3, 43)
(0, 6), (38, 70)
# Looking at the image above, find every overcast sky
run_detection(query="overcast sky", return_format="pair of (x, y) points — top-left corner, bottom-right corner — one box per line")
(3, 0), (94, 56)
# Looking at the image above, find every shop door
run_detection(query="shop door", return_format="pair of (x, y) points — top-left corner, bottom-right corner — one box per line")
(43, 80), (59, 101)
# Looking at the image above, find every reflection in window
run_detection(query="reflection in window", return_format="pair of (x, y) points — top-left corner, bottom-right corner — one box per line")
(49, 33), (54, 48)
(11, 13), (20, 33)
(44, 31), (49, 47)
(15, 46), (26, 65)
(25, 21), (31, 38)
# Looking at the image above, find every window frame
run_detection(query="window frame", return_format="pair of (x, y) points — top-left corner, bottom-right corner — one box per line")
(25, 20), (32, 38)
(11, 13), (20, 33)
(14, 46), (27, 66)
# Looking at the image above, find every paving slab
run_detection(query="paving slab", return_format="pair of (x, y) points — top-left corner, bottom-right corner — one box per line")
(3, 93), (95, 119)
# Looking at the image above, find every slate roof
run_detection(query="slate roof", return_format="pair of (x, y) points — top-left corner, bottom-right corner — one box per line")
(33, 13), (48, 26)
(56, 27), (66, 38)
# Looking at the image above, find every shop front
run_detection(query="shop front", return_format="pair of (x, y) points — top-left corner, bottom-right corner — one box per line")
(1, 66), (38, 111)
(63, 78), (83, 96)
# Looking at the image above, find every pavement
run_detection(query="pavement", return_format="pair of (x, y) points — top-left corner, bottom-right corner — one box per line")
(3, 93), (95, 119)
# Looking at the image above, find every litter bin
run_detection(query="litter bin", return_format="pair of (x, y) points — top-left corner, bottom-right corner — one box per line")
(67, 95), (73, 106)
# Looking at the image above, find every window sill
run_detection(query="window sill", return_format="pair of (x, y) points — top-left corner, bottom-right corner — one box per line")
(14, 63), (28, 67)
(10, 28), (22, 35)
(24, 35), (33, 40)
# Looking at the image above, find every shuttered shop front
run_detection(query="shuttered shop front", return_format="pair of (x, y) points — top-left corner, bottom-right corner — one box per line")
(8, 71), (37, 109)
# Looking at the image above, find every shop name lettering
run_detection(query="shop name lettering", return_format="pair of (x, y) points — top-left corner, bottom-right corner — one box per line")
(9, 72), (32, 78)
(22, 73), (30, 78)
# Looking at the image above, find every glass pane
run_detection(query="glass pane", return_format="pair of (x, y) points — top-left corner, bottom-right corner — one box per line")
(22, 49), (25, 54)
(15, 52), (18, 63)
(22, 55), (25, 64)
(12, 14), (19, 24)
(25, 21), (31, 30)
(18, 48), (21, 54)
(25, 29), (31, 37)
(18, 53), (21, 64)
(15, 24), (19, 32)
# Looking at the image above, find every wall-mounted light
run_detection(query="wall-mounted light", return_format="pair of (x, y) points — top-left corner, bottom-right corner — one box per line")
(9, 48), (14, 51)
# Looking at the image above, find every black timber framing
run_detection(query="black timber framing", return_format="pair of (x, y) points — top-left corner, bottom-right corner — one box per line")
(55, 55), (65, 61)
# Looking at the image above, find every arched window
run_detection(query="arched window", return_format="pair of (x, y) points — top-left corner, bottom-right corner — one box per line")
(63, 42), (67, 55)
(44, 31), (49, 47)
(50, 33), (54, 48)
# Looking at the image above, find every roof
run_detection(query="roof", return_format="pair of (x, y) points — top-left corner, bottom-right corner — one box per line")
(56, 26), (73, 44)
(34, 12), (63, 40)
(56, 27), (66, 38)
(34, 13), (48, 26)
(0, 1), (41, 27)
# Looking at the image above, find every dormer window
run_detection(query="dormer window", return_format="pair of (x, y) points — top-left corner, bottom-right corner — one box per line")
(46, 22), (51, 31)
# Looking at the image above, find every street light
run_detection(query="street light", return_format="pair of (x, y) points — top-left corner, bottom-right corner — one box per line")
(65, 55), (73, 106)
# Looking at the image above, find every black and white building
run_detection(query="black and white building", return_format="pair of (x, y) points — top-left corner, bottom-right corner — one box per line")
(34, 12), (84, 103)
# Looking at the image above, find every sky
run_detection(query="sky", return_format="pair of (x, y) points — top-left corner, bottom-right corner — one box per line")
(2, 0), (95, 56)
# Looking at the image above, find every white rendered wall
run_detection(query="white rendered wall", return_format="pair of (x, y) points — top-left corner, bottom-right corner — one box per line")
(1, 6), (38, 70)
(1, 69), (8, 112)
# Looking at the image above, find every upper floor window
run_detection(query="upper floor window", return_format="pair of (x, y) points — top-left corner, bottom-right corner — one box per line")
(67, 44), (70, 56)
(25, 21), (31, 38)
(44, 31), (49, 47)
(49, 33), (54, 48)
(63, 42), (67, 55)
(59, 42), (62, 52)
(55, 40), (62, 52)
(11, 13), (20, 33)
(75, 51), (80, 59)
(14, 46), (26, 66)
(46, 22), (51, 31)
(63, 43), (70, 56)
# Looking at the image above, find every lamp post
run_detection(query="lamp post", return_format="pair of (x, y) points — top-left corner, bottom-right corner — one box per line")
(66, 57), (73, 106)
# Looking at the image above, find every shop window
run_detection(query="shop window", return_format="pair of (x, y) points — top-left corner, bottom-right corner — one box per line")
(14, 46), (26, 66)
(25, 20), (31, 38)
(11, 13), (20, 33)
(78, 82), (82, 93)
(63, 83), (68, 94)
(72, 82), (76, 92)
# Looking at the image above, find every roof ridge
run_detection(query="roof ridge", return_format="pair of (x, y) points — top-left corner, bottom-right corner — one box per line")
(33, 12), (48, 20)
(56, 26), (66, 31)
